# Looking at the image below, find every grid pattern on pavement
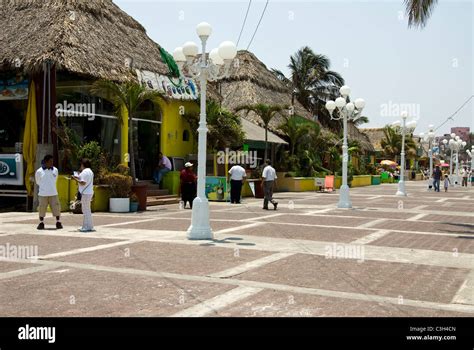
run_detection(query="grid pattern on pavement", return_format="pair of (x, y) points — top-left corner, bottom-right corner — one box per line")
(0, 181), (473, 316)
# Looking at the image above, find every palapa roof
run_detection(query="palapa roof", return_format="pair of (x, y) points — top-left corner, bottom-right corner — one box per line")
(0, 0), (168, 81)
(348, 122), (375, 153)
(360, 128), (386, 152)
(218, 50), (313, 132)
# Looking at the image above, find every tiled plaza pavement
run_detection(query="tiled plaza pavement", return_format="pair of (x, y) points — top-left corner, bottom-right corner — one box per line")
(0, 182), (473, 317)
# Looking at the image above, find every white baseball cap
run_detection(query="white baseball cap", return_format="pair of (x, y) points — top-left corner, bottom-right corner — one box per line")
(185, 162), (193, 167)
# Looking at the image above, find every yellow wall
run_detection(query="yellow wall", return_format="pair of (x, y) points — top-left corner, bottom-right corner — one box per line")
(121, 105), (128, 166)
(119, 100), (198, 164)
(351, 175), (372, 187)
(158, 100), (198, 158)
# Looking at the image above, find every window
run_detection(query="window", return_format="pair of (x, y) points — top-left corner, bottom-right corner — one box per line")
(183, 130), (190, 142)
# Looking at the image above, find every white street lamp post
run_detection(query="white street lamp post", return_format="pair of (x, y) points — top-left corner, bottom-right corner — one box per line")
(392, 112), (417, 196)
(173, 23), (237, 240)
(443, 134), (466, 186)
(467, 146), (474, 185)
(419, 124), (435, 178)
(325, 86), (365, 208)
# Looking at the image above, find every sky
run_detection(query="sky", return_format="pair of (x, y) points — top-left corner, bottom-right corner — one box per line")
(114, 0), (473, 136)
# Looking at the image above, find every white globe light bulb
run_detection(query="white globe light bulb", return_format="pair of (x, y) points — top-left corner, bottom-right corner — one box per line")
(325, 100), (336, 112)
(196, 22), (212, 38)
(339, 85), (351, 97)
(335, 97), (346, 108)
(182, 41), (199, 57)
(346, 102), (355, 112)
(172, 47), (186, 62)
(209, 48), (224, 66)
(354, 98), (365, 110)
(218, 41), (237, 60)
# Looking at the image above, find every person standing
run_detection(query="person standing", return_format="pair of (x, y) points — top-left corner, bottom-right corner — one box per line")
(461, 167), (468, 187)
(35, 155), (62, 230)
(433, 165), (442, 192)
(262, 159), (278, 210)
(444, 174), (451, 192)
(180, 162), (197, 209)
(153, 152), (172, 186)
(228, 164), (246, 204)
(72, 158), (95, 232)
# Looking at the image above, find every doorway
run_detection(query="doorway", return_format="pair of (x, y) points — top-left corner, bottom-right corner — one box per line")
(133, 100), (162, 180)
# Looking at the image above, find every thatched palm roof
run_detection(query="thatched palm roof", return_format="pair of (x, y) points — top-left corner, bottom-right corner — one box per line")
(218, 50), (313, 132)
(348, 123), (375, 153)
(0, 0), (168, 81)
(360, 128), (386, 152)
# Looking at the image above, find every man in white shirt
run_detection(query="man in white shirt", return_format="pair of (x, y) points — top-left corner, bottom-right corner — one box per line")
(35, 155), (62, 230)
(228, 163), (247, 204)
(262, 159), (278, 210)
(153, 152), (172, 186)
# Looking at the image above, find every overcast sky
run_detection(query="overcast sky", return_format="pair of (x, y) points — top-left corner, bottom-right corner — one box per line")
(115, 0), (473, 136)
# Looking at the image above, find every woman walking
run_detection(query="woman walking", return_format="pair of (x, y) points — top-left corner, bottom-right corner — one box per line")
(180, 162), (197, 209)
(72, 158), (95, 232)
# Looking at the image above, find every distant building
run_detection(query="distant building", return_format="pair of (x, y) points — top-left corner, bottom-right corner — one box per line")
(451, 127), (470, 142)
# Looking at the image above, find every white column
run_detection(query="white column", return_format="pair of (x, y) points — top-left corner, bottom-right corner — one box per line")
(428, 140), (433, 178)
(187, 38), (213, 240)
(396, 118), (407, 196)
(338, 111), (352, 208)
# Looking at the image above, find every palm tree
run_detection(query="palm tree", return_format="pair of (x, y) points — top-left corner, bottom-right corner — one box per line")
(380, 125), (417, 163)
(182, 100), (244, 152)
(272, 47), (345, 131)
(352, 115), (369, 127)
(235, 103), (287, 161)
(91, 80), (166, 184)
(278, 114), (320, 156)
(405, 0), (438, 28)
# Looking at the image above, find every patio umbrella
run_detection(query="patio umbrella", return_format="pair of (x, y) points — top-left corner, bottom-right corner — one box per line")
(23, 80), (37, 196)
(381, 160), (398, 167)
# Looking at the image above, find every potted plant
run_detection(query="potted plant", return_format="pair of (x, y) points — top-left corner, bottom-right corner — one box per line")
(104, 173), (132, 213)
(129, 193), (139, 212)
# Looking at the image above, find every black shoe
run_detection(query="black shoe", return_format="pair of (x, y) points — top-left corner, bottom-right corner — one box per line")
(56, 222), (63, 229)
(262, 207), (269, 210)
(37, 222), (45, 230)
(273, 202), (278, 210)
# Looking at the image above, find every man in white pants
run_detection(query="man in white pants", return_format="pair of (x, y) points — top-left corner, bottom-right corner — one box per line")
(72, 158), (95, 232)
(262, 159), (278, 210)
(35, 155), (63, 230)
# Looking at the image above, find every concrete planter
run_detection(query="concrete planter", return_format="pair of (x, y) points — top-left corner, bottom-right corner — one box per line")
(109, 198), (130, 213)
(371, 175), (381, 185)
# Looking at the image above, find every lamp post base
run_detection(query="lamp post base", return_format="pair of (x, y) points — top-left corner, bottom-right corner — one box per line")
(187, 197), (213, 240)
(337, 185), (352, 209)
(396, 181), (407, 196)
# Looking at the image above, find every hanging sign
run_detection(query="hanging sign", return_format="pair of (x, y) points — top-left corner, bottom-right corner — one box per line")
(136, 70), (199, 100)
(0, 75), (28, 100)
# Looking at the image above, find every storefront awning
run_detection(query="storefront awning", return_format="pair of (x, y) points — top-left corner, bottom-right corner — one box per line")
(241, 118), (287, 145)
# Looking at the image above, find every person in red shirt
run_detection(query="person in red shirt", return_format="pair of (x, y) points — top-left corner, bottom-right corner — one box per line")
(180, 162), (197, 209)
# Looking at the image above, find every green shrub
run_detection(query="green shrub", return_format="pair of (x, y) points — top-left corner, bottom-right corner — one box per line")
(104, 173), (132, 198)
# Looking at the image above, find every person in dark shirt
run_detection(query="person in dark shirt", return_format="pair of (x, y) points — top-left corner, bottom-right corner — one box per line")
(433, 166), (442, 192)
(180, 162), (197, 209)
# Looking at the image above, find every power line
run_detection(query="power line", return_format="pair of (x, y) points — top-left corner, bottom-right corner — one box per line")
(236, 0), (252, 48)
(246, 0), (269, 51)
(435, 95), (474, 132)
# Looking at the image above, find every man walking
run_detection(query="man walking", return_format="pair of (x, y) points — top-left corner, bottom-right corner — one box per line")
(153, 152), (172, 186)
(262, 159), (278, 210)
(228, 163), (246, 204)
(35, 155), (62, 230)
(433, 165), (442, 192)
(461, 167), (468, 187)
